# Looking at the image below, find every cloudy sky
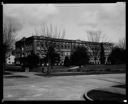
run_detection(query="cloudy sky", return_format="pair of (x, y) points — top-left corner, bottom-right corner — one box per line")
(3, 3), (125, 43)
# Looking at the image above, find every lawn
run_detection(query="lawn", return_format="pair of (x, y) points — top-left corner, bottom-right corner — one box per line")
(87, 89), (126, 102)
(4, 64), (22, 72)
(4, 64), (126, 75)
(51, 64), (126, 73)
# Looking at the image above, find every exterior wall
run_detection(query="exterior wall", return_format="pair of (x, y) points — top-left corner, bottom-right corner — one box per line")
(103, 43), (113, 64)
(15, 36), (113, 65)
(15, 37), (34, 65)
(6, 55), (15, 64)
(5, 48), (16, 65)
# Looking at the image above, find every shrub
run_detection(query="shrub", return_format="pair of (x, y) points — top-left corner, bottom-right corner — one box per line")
(25, 52), (40, 69)
(108, 47), (126, 64)
(105, 68), (111, 71)
(70, 46), (89, 68)
(64, 56), (71, 67)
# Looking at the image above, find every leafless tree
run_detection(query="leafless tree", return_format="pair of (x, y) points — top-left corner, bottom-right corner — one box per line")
(3, 21), (17, 63)
(86, 30), (108, 42)
(34, 23), (66, 75)
(86, 30), (108, 64)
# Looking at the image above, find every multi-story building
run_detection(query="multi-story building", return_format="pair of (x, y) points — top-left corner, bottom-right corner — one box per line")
(15, 36), (113, 65)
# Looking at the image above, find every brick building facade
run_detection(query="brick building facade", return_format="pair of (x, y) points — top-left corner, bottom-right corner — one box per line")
(15, 36), (113, 65)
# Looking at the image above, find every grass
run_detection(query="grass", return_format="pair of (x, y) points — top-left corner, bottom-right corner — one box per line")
(82, 64), (126, 71)
(4, 75), (29, 78)
(4, 71), (13, 75)
(51, 64), (126, 73)
(4, 65), (22, 72)
(4, 64), (126, 74)
(87, 90), (126, 102)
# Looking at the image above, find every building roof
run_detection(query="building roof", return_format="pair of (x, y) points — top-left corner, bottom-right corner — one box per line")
(16, 35), (113, 46)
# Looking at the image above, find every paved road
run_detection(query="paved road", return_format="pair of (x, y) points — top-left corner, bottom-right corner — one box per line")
(3, 72), (126, 100)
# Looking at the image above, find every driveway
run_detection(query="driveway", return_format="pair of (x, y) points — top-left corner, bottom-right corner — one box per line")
(3, 72), (126, 100)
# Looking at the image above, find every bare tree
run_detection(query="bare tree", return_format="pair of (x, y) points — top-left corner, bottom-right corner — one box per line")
(86, 30), (108, 42)
(3, 21), (17, 64)
(86, 30), (108, 64)
(34, 23), (66, 75)
(117, 38), (126, 50)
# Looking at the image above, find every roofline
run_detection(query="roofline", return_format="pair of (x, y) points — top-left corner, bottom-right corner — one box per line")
(16, 35), (113, 45)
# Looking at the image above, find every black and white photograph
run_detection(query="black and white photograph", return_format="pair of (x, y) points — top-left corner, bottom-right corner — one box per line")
(3, 3), (126, 102)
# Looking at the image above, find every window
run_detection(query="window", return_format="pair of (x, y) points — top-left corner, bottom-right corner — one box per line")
(67, 52), (70, 56)
(61, 53), (63, 57)
(64, 45), (66, 49)
(61, 45), (63, 49)
(41, 44), (44, 47)
(68, 45), (70, 49)
(37, 47), (40, 50)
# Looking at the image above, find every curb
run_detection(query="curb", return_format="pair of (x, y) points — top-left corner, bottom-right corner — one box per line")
(83, 90), (94, 101)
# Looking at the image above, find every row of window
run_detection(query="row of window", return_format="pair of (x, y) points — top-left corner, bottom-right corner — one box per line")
(21, 45), (33, 51)
(36, 41), (112, 50)
(18, 48), (111, 58)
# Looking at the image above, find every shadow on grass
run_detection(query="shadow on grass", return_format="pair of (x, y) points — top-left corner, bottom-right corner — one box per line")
(34, 71), (125, 77)
(5, 69), (24, 72)
(4, 71), (13, 75)
(87, 90), (126, 102)
(35, 73), (89, 77)
(4, 66), (24, 72)
(4, 75), (29, 78)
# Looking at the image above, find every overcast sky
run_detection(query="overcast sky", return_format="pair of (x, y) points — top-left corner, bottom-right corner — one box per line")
(3, 3), (125, 43)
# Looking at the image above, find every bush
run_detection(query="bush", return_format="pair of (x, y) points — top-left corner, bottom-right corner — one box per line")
(22, 52), (40, 69)
(64, 56), (71, 67)
(105, 68), (111, 71)
(70, 46), (89, 68)
(77, 68), (81, 72)
(108, 47), (126, 64)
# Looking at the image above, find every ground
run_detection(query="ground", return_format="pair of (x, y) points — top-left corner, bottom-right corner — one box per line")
(3, 72), (126, 101)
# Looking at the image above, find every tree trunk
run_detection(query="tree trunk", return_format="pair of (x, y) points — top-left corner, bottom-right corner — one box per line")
(46, 57), (51, 75)
(47, 66), (50, 75)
